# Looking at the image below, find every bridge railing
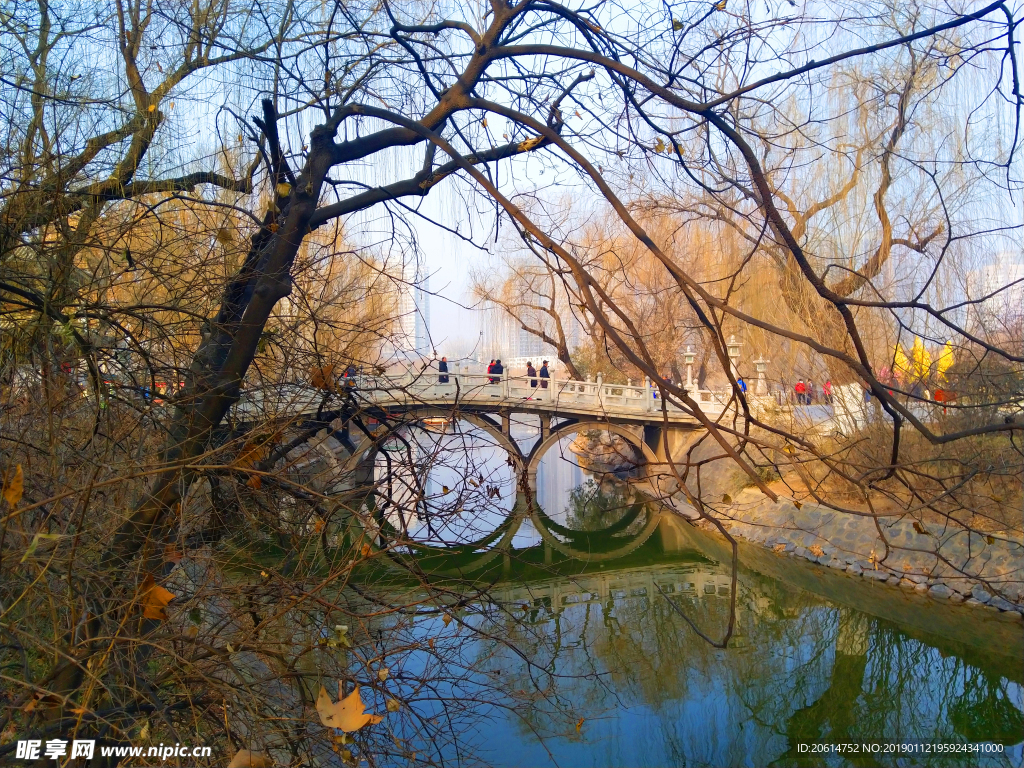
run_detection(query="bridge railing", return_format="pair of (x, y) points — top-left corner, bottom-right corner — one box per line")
(348, 370), (731, 416)
(231, 370), (741, 422)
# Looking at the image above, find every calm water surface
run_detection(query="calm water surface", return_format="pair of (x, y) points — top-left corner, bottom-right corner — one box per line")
(359, 418), (1023, 767)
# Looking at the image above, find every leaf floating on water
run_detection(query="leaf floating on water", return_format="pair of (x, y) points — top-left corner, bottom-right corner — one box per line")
(140, 574), (175, 620)
(721, 493), (732, 504)
(912, 522), (927, 535)
(793, 500), (802, 509)
(316, 684), (383, 732)
(985, 535), (995, 545)
(2, 464), (23, 507)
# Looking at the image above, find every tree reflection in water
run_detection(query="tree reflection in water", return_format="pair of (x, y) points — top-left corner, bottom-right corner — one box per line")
(353, 432), (1022, 767)
(422, 503), (1024, 767)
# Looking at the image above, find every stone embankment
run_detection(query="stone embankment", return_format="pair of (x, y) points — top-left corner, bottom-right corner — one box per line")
(673, 485), (1024, 620)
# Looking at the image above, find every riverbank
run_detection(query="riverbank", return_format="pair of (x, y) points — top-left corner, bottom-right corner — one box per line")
(661, 485), (1024, 619)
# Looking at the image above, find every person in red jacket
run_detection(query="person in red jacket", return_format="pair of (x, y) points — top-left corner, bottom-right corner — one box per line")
(795, 379), (806, 405)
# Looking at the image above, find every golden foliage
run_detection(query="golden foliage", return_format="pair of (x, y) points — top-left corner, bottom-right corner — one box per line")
(316, 684), (383, 732)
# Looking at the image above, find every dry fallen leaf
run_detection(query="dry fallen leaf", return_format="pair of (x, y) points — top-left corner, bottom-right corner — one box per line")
(377, 666), (389, 682)
(912, 521), (927, 535)
(227, 749), (273, 767)
(316, 684), (383, 732)
(140, 574), (175, 620)
(360, 543), (372, 557)
(793, 500), (802, 509)
(442, 613), (452, 627)
(576, 717), (585, 733)
(2, 464), (24, 507)
(721, 493), (732, 504)
(386, 698), (400, 713)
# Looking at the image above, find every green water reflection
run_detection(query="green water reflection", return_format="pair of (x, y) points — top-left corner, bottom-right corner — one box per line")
(357, 476), (1023, 768)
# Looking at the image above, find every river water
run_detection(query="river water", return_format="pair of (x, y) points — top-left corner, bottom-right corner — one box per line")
(357, 419), (1024, 767)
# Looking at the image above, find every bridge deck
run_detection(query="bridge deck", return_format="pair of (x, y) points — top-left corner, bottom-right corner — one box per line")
(234, 372), (739, 425)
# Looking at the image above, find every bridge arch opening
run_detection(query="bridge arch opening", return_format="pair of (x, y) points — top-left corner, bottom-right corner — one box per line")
(341, 415), (529, 552)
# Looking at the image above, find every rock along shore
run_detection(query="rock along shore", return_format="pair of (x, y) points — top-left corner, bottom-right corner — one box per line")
(662, 485), (1024, 620)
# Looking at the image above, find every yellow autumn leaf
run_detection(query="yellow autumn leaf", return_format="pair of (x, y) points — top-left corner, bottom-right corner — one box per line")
(316, 684), (383, 732)
(2, 464), (24, 507)
(654, 137), (665, 153)
(147, 104), (156, 112)
(227, 749), (273, 767)
(140, 573), (176, 620)
(481, 117), (488, 128)
(442, 613), (452, 627)
(276, 182), (292, 197)
(793, 500), (802, 509)
(721, 493), (732, 504)
(386, 698), (400, 713)
(575, 717), (585, 733)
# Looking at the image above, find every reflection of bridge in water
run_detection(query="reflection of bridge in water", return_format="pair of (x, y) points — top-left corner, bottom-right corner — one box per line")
(492, 562), (740, 616)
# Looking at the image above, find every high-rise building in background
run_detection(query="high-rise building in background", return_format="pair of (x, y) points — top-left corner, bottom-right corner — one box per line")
(481, 304), (566, 366)
(391, 259), (432, 359)
(966, 252), (1024, 337)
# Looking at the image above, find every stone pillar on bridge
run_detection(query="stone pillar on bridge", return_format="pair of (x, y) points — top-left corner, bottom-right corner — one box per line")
(501, 412), (511, 436)
(754, 357), (769, 395)
(684, 346), (695, 391)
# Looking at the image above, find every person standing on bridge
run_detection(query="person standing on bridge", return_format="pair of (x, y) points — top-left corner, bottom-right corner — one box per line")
(493, 359), (504, 380)
(527, 361), (538, 389)
(488, 359), (496, 384)
(795, 379), (806, 405)
(539, 361), (550, 388)
(438, 356), (449, 384)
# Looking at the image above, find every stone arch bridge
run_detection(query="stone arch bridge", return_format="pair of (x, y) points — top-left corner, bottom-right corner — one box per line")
(234, 370), (748, 494)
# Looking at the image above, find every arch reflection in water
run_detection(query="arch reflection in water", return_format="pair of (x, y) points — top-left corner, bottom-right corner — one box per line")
(351, 445), (1023, 767)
